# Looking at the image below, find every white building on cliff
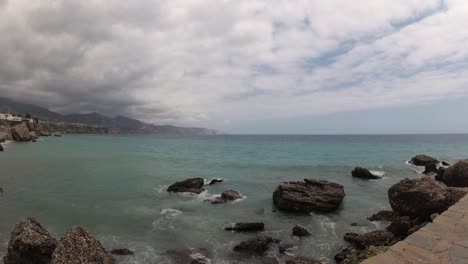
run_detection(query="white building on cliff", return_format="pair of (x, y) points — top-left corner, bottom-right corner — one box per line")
(0, 113), (22, 122)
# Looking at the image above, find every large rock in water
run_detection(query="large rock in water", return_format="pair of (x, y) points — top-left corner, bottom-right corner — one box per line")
(11, 123), (32, 142)
(410, 155), (439, 166)
(225, 222), (264, 232)
(388, 177), (467, 220)
(233, 235), (280, 254)
(3, 217), (57, 264)
(273, 179), (345, 213)
(167, 178), (205, 194)
(441, 159), (468, 187)
(351, 167), (380, 179)
(51, 226), (112, 264)
(344, 230), (395, 249)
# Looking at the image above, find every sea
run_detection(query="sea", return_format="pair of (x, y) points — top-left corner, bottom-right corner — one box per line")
(1, 134), (468, 263)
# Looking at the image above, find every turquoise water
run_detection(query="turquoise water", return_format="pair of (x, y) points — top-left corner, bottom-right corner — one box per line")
(2, 134), (468, 263)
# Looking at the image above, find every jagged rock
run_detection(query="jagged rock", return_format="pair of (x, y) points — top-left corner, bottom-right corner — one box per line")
(210, 190), (242, 204)
(11, 123), (32, 142)
(225, 222), (264, 232)
(273, 179), (345, 213)
(164, 248), (210, 264)
(233, 235), (280, 254)
(441, 159), (468, 187)
(110, 248), (134, 255)
(344, 230), (395, 250)
(435, 167), (446, 181)
(334, 246), (388, 264)
(286, 256), (322, 264)
(208, 179), (223, 185)
(3, 217), (57, 264)
(442, 161), (450, 167)
(367, 210), (397, 222)
(351, 167), (380, 179)
(386, 216), (413, 237)
(388, 177), (467, 220)
(167, 178), (205, 194)
(51, 226), (112, 264)
(423, 163), (438, 174)
(292, 225), (311, 237)
(410, 155), (439, 166)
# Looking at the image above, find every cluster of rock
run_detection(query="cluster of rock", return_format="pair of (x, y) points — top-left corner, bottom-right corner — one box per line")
(2, 217), (134, 264)
(0, 121), (66, 151)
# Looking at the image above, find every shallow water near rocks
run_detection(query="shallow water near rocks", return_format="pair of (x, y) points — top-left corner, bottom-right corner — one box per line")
(1, 134), (468, 263)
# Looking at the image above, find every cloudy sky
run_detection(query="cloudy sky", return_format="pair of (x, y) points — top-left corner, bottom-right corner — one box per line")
(1, 0), (468, 134)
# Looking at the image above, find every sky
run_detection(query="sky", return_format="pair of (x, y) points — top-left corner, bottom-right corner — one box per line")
(0, 0), (468, 134)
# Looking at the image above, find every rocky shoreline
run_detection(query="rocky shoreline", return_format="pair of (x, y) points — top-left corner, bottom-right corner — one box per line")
(2, 154), (468, 263)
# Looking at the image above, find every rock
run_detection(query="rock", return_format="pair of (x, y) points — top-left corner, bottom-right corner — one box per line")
(53, 133), (62, 137)
(334, 246), (388, 264)
(0, 143), (3, 151)
(388, 177), (467, 220)
(273, 179), (345, 213)
(423, 163), (438, 174)
(225, 222), (264, 232)
(410, 155), (439, 166)
(30, 131), (39, 140)
(11, 123), (32, 142)
(210, 190), (242, 204)
(292, 225), (311, 237)
(167, 178), (205, 194)
(110, 248), (134, 255)
(441, 159), (468, 187)
(350, 223), (358, 226)
(442, 161), (450, 167)
(255, 208), (265, 215)
(233, 235), (280, 254)
(51, 226), (112, 264)
(367, 210), (397, 222)
(164, 248), (210, 264)
(408, 222), (428, 235)
(386, 216), (413, 237)
(351, 167), (380, 179)
(286, 256), (322, 264)
(430, 213), (440, 221)
(435, 167), (446, 181)
(344, 230), (395, 250)
(3, 217), (57, 264)
(208, 178), (223, 185)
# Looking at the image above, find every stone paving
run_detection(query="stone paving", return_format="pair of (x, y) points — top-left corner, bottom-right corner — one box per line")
(362, 195), (468, 264)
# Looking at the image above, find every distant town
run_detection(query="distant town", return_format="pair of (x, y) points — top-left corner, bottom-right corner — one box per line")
(0, 113), (36, 123)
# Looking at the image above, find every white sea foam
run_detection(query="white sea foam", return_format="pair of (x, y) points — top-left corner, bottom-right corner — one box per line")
(370, 170), (386, 177)
(405, 160), (425, 174)
(159, 208), (183, 217)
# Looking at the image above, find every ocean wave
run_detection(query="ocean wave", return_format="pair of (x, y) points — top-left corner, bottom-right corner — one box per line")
(370, 170), (385, 177)
(159, 208), (183, 217)
(405, 160), (425, 174)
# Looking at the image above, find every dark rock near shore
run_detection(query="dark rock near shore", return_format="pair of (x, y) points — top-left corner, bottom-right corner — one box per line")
(110, 248), (134, 255)
(335, 246), (388, 264)
(225, 222), (264, 232)
(423, 163), (438, 174)
(11, 123), (32, 142)
(3, 217), (57, 264)
(292, 225), (311, 237)
(441, 159), (468, 187)
(368, 210), (397, 222)
(164, 248), (211, 264)
(273, 179), (345, 213)
(233, 235), (280, 254)
(167, 178), (205, 194)
(210, 190), (242, 204)
(388, 177), (467, 220)
(351, 167), (380, 179)
(51, 226), (112, 264)
(386, 216), (413, 238)
(408, 222), (428, 236)
(0, 143), (3, 151)
(208, 178), (223, 185)
(436, 167), (446, 181)
(410, 155), (439, 166)
(286, 256), (322, 264)
(344, 230), (395, 250)
(442, 161), (450, 167)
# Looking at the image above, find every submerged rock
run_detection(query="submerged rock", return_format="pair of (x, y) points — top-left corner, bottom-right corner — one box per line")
(225, 222), (264, 232)
(233, 235), (280, 254)
(351, 167), (380, 179)
(273, 179), (345, 213)
(286, 256), (322, 264)
(208, 178), (223, 185)
(11, 123), (32, 142)
(367, 210), (397, 222)
(423, 163), (438, 174)
(210, 190), (242, 204)
(51, 226), (112, 264)
(164, 248), (211, 264)
(344, 230), (395, 250)
(167, 178), (205, 194)
(441, 159), (468, 187)
(388, 177), (466, 220)
(292, 225), (311, 237)
(3, 217), (57, 264)
(410, 155), (439, 166)
(110, 248), (134, 255)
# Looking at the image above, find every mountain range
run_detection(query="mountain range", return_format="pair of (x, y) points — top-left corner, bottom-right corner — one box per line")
(0, 97), (217, 135)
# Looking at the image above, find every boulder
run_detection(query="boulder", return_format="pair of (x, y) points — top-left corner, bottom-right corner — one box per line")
(233, 235), (280, 254)
(423, 163), (438, 174)
(351, 167), (380, 179)
(435, 167), (446, 181)
(210, 190), (242, 204)
(292, 225), (311, 237)
(225, 222), (264, 232)
(208, 179), (223, 185)
(273, 179), (345, 213)
(386, 216), (413, 237)
(388, 177), (467, 220)
(344, 230), (395, 250)
(11, 123), (32, 142)
(334, 246), (388, 264)
(3, 217), (57, 264)
(410, 155), (439, 166)
(367, 210), (397, 222)
(441, 159), (468, 187)
(167, 178), (205, 194)
(286, 256), (322, 264)
(110, 248), (134, 255)
(51, 226), (112, 264)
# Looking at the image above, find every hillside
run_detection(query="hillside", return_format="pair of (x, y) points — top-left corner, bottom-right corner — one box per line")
(0, 97), (217, 135)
